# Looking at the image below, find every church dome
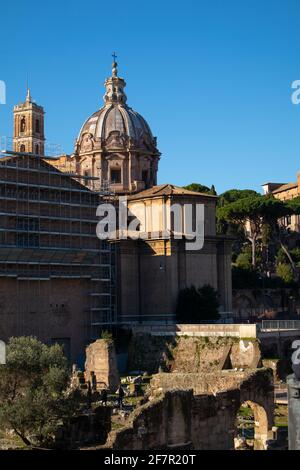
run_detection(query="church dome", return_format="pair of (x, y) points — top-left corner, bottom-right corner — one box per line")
(76, 60), (158, 152)
(78, 104), (153, 142)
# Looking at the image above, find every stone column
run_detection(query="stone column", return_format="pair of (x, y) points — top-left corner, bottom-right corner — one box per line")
(287, 373), (300, 450)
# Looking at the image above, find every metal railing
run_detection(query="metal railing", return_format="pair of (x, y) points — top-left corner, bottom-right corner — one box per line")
(261, 320), (300, 331)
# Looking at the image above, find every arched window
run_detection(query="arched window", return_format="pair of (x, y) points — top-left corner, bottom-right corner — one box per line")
(35, 119), (40, 133)
(20, 117), (26, 133)
(20, 144), (25, 152)
(35, 144), (39, 155)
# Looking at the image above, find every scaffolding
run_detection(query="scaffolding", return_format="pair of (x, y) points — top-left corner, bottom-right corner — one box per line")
(0, 147), (117, 359)
(0, 135), (62, 158)
(88, 179), (118, 338)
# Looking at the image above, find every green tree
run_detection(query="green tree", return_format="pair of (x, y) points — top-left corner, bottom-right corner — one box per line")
(276, 263), (294, 285)
(261, 197), (296, 276)
(217, 195), (264, 268)
(183, 183), (215, 195)
(285, 196), (300, 215)
(218, 189), (260, 207)
(235, 246), (252, 270)
(176, 284), (220, 323)
(210, 185), (217, 195)
(0, 337), (80, 447)
(216, 189), (260, 235)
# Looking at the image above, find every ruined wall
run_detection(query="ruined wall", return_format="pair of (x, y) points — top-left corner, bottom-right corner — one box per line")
(105, 390), (193, 450)
(192, 390), (238, 449)
(55, 405), (111, 449)
(259, 332), (300, 362)
(85, 339), (120, 392)
(230, 339), (262, 369)
(127, 334), (177, 373)
(262, 358), (291, 382)
(127, 334), (261, 374)
(232, 287), (300, 319)
(171, 337), (261, 373)
(105, 369), (274, 450)
(151, 371), (249, 395)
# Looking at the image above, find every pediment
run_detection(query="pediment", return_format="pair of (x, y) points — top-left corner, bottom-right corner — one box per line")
(106, 153), (126, 161)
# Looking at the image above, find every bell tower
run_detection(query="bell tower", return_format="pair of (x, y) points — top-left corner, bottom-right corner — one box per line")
(13, 89), (45, 156)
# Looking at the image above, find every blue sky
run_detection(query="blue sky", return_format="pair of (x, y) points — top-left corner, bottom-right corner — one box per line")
(0, 0), (300, 194)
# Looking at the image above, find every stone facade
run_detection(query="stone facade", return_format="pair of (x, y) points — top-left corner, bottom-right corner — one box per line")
(13, 90), (45, 156)
(73, 62), (232, 324)
(114, 185), (232, 322)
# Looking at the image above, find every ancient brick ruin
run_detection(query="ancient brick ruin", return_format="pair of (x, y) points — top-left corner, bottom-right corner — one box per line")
(104, 368), (274, 450)
(84, 339), (119, 392)
(82, 326), (276, 450)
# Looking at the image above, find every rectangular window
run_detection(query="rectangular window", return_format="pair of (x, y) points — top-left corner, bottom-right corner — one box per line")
(110, 169), (121, 184)
(142, 170), (148, 183)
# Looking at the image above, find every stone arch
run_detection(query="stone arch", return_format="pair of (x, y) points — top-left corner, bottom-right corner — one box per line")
(238, 369), (274, 450)
(235, 400), (269, 450)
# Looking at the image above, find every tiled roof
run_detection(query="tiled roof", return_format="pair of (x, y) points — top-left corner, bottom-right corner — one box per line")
(272, 182), (297, 194)
(127, 184), (217, 200)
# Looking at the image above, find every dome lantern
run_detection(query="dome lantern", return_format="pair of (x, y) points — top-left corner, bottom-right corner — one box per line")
(103, 56), (127, 106)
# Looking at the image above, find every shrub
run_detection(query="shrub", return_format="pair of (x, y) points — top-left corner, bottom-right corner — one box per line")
(176, 284), (220, 323)
(276, 263), (294, 285)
